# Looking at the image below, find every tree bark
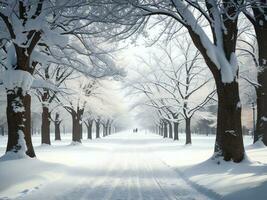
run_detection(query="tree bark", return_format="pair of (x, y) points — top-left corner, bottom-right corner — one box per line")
(54, 113), (61, 141)
(6, 89), (35, 157)
(254, 26), (267, 145)
(185, 118), (191, 144)
(41, 106), (51, 145)
(215, 81), (244, 162)
(173, 122), (179, 140)
(168, 122), (173, 139)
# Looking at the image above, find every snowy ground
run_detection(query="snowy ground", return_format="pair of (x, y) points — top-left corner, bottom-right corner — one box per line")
(0, 131), (266, 200)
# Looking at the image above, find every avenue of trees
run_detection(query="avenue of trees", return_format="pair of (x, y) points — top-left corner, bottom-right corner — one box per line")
(0, 0), (266, 163)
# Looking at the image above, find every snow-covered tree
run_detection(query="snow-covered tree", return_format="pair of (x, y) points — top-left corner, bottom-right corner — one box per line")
(243, 2), (267, 145)
(106, 0), (246, 162)
(127, 37), (215, 144)
(0, 0), (126, 158)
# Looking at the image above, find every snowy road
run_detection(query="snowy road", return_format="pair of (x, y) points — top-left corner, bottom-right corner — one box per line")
(0, 132), (213, 200)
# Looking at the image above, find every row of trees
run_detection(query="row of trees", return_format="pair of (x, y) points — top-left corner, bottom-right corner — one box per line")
(0, 0), (266, 163)
(0, 0), (129, 159)
(122, 0), (267, 163)
(127, 37), (216, 144)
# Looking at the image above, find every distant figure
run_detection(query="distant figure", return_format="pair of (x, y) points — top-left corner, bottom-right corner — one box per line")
(133, 128), (138, 133)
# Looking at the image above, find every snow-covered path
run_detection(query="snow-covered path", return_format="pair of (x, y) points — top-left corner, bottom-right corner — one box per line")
(0, 132), (214, 200)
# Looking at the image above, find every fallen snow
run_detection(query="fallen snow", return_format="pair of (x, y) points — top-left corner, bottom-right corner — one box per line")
(2, 70), (33, 94)
(0, 131), (266, 200)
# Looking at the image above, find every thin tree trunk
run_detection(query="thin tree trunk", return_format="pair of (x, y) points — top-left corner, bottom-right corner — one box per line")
(72, 115), (81, 143)
(160, 123), (163, 136)
(87, 121), (93, 139)
(79, 123), (83, 140)
(215, 81), (244, 162)
(108, 125), (111, 135)
(6, 89), (35, 157)
(54, 113), (61, 141)
(168, 122), (173, 139)
(173, 122), (179, 140)
(41, 106), (51, 145)
(96, 120), (100, 138)
(103, 124), (106, 137)
(185, 118), (191, 144)
(105, 126), (107, 136)
(163, 122), (168, 138)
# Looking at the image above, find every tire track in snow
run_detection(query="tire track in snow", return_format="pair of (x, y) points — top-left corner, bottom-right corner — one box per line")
(153, 153), (219, 200)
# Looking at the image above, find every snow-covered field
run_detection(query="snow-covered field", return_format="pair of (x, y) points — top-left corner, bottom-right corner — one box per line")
(0, 131), (266, 200)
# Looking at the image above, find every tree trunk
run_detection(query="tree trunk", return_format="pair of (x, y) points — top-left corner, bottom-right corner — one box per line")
(158, 125), (161, 136)
(185, 118), (191, 144)
(79, 123), (83, 140)
(72, 114), (81, 143)
(108, 125), (111, 135)
(215, 81), (244, 162)
(87, 122), (93, 139)
(103, 124), (106, 137)
(96, 120), (100, 138)
(187, 14), (244, 162)
(54, 113), (61, 141)
(163, 122), (168, 138)
(168, 122), (173, 139)
(104, 123), (109, 137)
(41, 106), (51, 145)
(254, 27), (267, 145)
(6, 89), (35, 157)
(173, 122), (179, 140)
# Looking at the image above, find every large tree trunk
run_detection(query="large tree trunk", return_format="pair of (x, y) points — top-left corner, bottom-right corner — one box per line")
(96, 120), (100, 138)
(173, 122), (179, 140)
(254, 27), (267, 145)
(188, 29), (244, 161)
(72, 114), (81, 143)
(163, 122), (168, 138)
(185, 118), (191, 144)
(215, 81), (244, 162)
(168, 122), (173, 139)
(41, 106), (51, 145)
(6, 89), (35, 158)
(54, 113), (61, 141)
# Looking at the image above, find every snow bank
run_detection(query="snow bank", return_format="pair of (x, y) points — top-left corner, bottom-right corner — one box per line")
(0, 130), (27, 161)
